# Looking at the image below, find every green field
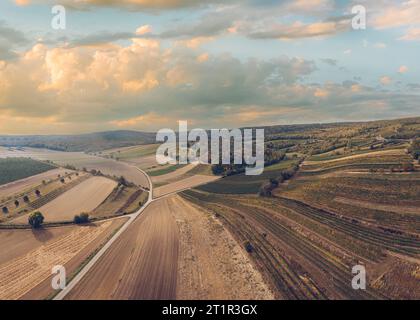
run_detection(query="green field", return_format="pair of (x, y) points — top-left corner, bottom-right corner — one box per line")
(0, 158), (55, 185)
(147, 164), (187, 176)
(102, 144), (159, 160)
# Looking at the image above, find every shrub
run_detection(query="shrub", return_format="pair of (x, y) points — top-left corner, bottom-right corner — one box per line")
(23, 195), (29, 202)
(402, 162), (415, 172)
(2, 207), (8, 214)
(35, 189), (41, 197)
(118, 176), (128, 187)
(74, 212), (90, 224)
(28, 211), (44, 229)
(14, 200), (19, 207)
(245, 242), (254, 253)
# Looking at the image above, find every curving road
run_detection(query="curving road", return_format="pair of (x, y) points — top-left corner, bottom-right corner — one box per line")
(54, 166), (153, 300)
(54, 160), (220, 300)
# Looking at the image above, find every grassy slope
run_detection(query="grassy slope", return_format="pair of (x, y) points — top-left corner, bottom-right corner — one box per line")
(196, 159), (300, 194)
(0, 158), (55, 186)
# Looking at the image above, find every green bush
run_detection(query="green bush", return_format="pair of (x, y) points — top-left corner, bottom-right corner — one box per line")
(74, 212), (90, 224)
(28, 211), (44, 229)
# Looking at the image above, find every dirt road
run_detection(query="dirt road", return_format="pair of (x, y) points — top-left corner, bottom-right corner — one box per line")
(65, 196), (179, 299)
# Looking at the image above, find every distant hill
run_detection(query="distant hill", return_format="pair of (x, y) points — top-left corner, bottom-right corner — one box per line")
(0, 116), (419, 152)
(0, 130), (156, 152)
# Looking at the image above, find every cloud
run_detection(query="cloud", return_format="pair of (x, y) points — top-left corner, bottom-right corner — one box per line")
(373, 42), (386, 48)
(14, 0), (232, 10)
(321, 58), (338, 66)
(0, 39), (319, 133)
(380, 76), (392, 85)
(136, 25), (152, 35)
(373, 0), (420, 30)
(14, 0), (30, 5)
(245, 17), (351, 40)
(399, 28), (420, 41)
(0, 20), (28, 60)
(398, 65), (409, 73)
(110, 112), (171, 127)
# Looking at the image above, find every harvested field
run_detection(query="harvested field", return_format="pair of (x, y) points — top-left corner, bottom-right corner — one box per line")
(174, 196), (274, 299)
(0, 218), (126, 300)
(306, 149), (406, 165)
(153, 175), (220, 198)
(301, 149), (412, 172)
(66, 195), (272, 300)
(1, 172), (89, 223)
(151, 163), (197, 184)
(0, 148), (150, 188)
(101, 144), (159, 160)
(182, 189), (420, 299)
(123, 155), (159, 170)
(12, 177), (117, 223)
(66, 196), (180, 300)
(91, 185), (147, 218)
(334, 196), (420, 215)
(279, 174), (420, 233)
(0, 168), (69, 200)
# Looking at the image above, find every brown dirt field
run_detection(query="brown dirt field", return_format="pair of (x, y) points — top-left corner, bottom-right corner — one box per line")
(174, 196), (274, 299)
(151, 163), (197, 184)
(65, 196), (180, 300)
(304, 149), (405, 166)
(153, 175), (220, 198)
(0, 218), (126, 300)
(334, 196), (420, 215)
(12, 177), (117, 223)
(124, 155), (159, 170)
(0, 168), (69, 199)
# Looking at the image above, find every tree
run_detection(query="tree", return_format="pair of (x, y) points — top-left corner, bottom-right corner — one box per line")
(35, 189), (41, 197)
(402, 162), (415, 172)
(2, 207), (8, 214)
(118, 176), (128, 187)
(74, 212), (90, 224)
(23, 195), (29, 203)
(28, 211), (44, 229)
(14, 200), (19, 207)
(245, 241), (254, 253)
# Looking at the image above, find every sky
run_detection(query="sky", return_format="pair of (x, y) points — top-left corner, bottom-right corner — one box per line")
(0, 0), (419, 134)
